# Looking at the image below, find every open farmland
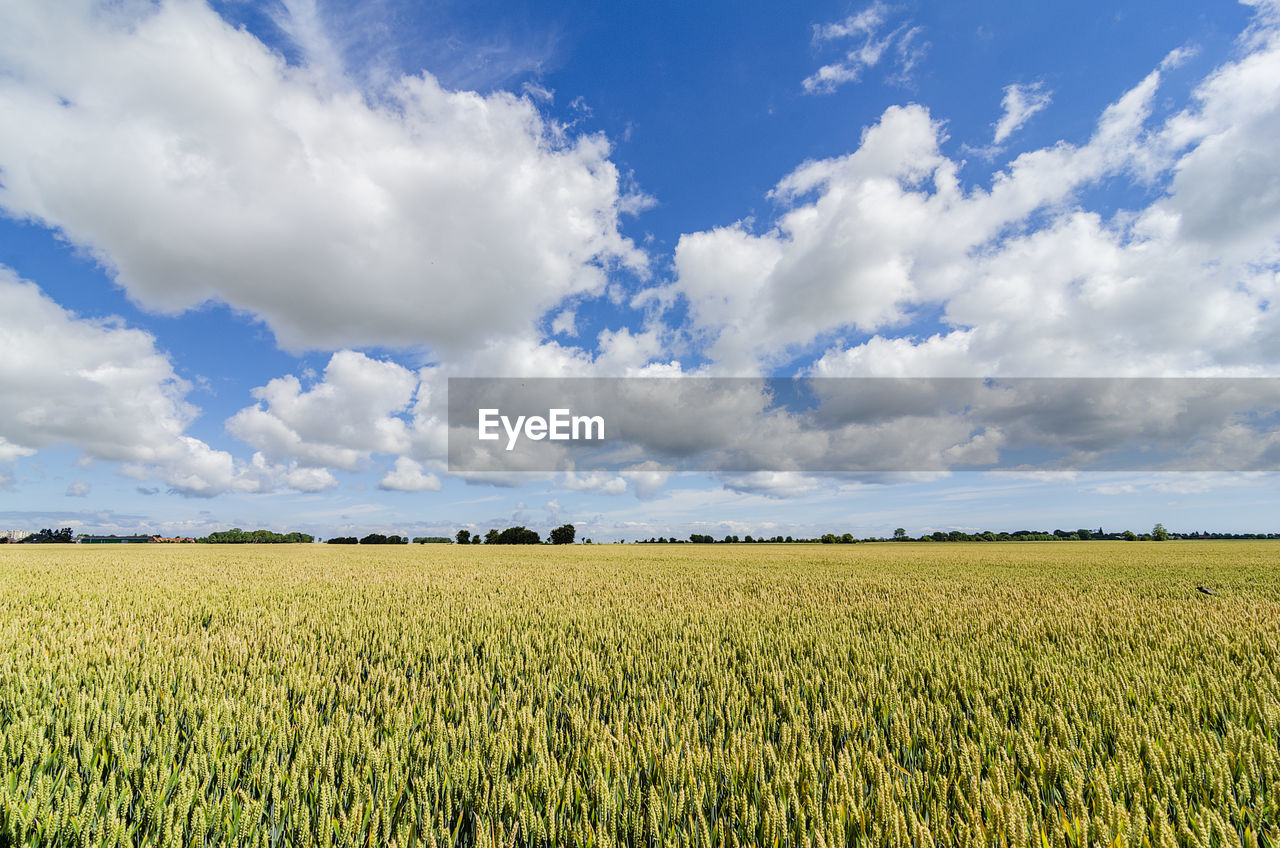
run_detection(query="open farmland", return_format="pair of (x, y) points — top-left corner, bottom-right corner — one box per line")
(1, 542), (1277, 847)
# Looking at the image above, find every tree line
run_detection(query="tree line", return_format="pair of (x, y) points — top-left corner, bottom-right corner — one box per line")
(2, 527), (75, 543)
(8, 523), (1273, 546)
(453, 525), (578, 545)
(649, 524), (1278, 544)
(200, 528), (315, 544)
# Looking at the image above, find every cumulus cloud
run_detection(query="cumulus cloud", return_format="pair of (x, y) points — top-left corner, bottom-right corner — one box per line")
(378, 457), (443, 492)
(0, 268), (359, 496)
(0, 0), (647, 355)
(284, 465), (340, 493)
(621, 461), (672, 500)
(669, 9), (1280, 379)
(227, 334), (694, 493)
(559, 471), (628, 495)
(0, 268), (248, 495)
(992, 81), (1052, 144)
(228, 350), (418, 470)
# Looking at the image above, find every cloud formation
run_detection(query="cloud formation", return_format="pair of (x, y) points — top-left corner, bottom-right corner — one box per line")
(804, 4), (928, 94)
(0, 269), (240, 495)
(378, 457), (443, 492)
(993, 82), (1052, 144)
(0, 0), (647, 355)
(671, 13), (1280, 379)
(228, 350), (419, 471)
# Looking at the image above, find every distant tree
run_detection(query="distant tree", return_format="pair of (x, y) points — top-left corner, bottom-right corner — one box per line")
(484, 529), (499, 544)
(456, 529), (471, 545)
(894, 527), (907, 540)
(471, 535), (481, 544)
(326, 536), (358, 544)
(1153, 523), (1169, 541)
(355, 533), (408, 544)
(1076, 528), (1092, 540)
(492, 526), (541, 545)
(200, 528), (314, 543)
(1122, 530), (1138, 541)
(550, 524), (576, 545)
(24, 527), (74, 543)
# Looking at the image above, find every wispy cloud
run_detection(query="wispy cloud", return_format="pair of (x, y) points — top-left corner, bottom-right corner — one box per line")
(804, 3), (930, 94)
(992, 81), (1053, 144)
(271, 0), (348, 86)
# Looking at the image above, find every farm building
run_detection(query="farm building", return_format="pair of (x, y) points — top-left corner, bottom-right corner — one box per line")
(77, 535), (152, 544)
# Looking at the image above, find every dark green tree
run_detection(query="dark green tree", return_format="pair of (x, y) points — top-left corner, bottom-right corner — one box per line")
(25, 527), (74, 543)
(492, 526), (541, 544)
(549, 524), (576, 545)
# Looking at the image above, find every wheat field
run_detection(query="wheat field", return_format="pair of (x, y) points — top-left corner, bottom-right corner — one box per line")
(0, 542), (1277, 847)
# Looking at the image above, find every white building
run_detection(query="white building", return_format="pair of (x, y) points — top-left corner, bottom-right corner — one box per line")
(0, 530), (30, 542)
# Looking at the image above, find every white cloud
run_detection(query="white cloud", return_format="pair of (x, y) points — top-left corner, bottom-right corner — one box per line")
(670, 8), (1280, 378)
(378, 457), (443, 492)
(804, 4), (929, 94)
(621, 461), (672, 500)
(227, 337), (692, 490)
(813, 4), (889, 42)
(1082, 472), (1271, 496)
(65, 479), (90, 497)
(0, 0), (647, 355)
(0, 268), (252, 496)
(284, 465), (340, 493)
(558, 471), (628, 495)
(551, 308), (577, 337)
(992, 81), (1052, 144)
(270, 0), (347, 87)
(521, 81), (554, 103)
(228, 350), (418, 471)
(718, 471), (821, 498)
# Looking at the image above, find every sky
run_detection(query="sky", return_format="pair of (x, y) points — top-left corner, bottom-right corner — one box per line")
(0, 0), (1278, 541)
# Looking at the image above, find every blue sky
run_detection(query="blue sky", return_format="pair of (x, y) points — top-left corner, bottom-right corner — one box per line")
(0, 0), (1277, 540)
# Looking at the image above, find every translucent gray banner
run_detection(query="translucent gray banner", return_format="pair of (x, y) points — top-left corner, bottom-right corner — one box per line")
(446, 377), (1280, 472)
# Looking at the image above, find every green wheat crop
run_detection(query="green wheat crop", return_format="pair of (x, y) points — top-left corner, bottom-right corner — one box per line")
(1, 542), (1277, 847)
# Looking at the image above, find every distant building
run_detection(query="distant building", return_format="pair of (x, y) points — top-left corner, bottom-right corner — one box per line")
(150, 536), (195, 543)
(0, 530), (29, 543)
(77, 535), (151, 544)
